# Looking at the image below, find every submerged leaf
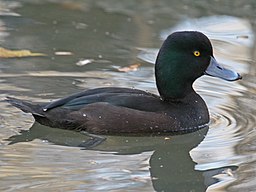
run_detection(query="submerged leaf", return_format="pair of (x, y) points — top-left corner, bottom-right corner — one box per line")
(0, 47), (46, 58)
(60, 2), (87, 11)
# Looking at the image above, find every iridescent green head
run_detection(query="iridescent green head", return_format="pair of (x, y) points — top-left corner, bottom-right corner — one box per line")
(155, 31), (241, 100)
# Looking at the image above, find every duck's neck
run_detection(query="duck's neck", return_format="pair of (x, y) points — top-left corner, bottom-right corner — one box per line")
(155, 49), (194, 101)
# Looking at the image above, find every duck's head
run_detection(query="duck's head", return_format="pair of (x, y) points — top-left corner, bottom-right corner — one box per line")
(155, 31), (241, 101)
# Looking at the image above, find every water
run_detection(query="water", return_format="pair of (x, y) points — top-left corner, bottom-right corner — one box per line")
(1, 1), (256, 191)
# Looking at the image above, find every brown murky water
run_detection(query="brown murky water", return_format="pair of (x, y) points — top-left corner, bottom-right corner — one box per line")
(1, 1), (256, 191)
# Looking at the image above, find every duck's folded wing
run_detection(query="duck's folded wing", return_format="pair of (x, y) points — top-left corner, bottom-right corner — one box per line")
(43, 87), (154, 111)
(67, 102), (180, 134)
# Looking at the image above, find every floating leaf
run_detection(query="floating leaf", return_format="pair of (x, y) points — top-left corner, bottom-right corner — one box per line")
(0, 47), (46, 58)
(118, 63), (141, 72)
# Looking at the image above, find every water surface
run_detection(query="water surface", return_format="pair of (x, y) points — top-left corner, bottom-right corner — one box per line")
(1, 1), (256, 191)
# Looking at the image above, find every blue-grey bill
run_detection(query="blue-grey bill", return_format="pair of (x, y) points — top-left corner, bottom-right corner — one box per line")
(204, 57), (242, 81)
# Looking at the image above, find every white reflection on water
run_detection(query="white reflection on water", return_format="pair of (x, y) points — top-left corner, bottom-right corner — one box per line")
(138, 15), (254, 74)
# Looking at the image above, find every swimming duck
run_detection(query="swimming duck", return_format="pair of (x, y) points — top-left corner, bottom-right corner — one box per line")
(7, 31), (241, 135)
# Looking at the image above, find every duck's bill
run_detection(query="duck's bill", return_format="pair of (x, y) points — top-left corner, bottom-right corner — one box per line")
(204, 57), (242, 81)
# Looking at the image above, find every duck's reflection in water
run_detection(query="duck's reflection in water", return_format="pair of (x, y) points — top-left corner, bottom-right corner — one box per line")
(6, 123), (236, 191)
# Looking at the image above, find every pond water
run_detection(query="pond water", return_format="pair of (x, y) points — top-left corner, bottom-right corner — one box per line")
(1, 1), (256, 191)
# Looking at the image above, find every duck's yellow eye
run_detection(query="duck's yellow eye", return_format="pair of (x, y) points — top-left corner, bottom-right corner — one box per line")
(193, 51), (200, 57)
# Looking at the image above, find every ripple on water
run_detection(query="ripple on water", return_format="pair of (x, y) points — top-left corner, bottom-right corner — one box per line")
(0, 141), (153, 192)
(190, 78), (256, 191)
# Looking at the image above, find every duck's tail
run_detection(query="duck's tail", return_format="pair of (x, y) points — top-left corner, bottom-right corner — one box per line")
(6, 97), (45, 117)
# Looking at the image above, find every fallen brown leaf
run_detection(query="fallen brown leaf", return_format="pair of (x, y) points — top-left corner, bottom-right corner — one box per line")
(118, 63), (141, 72)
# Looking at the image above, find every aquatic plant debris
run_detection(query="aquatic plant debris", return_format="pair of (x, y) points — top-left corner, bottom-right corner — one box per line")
(0, 47), (46, 58)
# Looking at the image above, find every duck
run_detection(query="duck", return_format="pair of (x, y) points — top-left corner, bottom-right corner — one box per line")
(7, 31), (241, 135)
